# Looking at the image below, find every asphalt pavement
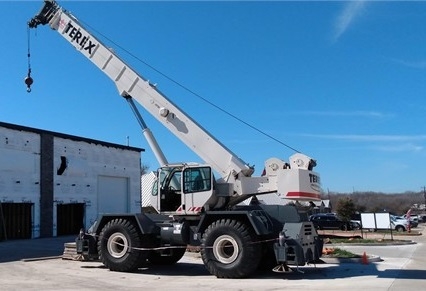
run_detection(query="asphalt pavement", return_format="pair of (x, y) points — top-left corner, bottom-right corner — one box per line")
(0, 226), (424, 290)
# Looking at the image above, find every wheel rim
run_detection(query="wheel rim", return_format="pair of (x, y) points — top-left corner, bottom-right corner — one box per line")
(107, 232), (129, 258)
(212, 234), (239, 264)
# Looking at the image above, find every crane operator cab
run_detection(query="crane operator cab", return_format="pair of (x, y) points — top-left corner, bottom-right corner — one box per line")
(151, 163), (213, 214)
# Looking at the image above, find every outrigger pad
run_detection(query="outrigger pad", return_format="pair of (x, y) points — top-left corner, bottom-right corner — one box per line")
(272, 264), (305, 274)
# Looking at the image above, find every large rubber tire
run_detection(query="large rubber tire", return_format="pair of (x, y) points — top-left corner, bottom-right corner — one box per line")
(148, 247), (186, 265)
(98, 218), (148, 272)
(200, 219), (261, 278)
(395, 225), (405, 232)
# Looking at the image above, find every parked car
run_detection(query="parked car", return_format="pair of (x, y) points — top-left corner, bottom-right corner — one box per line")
(350, 213), (362, 230)
(309, 213), (350, 230)
(390, 215), (409, 232)
(350, 220), (361, 230)
(403, 214), (419, 228)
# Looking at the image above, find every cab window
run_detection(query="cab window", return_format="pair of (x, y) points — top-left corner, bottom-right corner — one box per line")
(183, 167), (211, 193)
(152, 167), (182, 196)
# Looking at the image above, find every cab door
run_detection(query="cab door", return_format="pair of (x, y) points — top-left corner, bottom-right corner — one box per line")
(181, 166), (213, 214)
(155, 166), (183, 212)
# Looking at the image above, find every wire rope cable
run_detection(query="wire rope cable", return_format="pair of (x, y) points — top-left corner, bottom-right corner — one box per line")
(81, 20), (302, 154)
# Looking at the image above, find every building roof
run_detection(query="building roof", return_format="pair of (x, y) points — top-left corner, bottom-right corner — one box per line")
(0, 121), (144, 153)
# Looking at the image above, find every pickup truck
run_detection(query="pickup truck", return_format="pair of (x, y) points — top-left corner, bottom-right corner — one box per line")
(390, 215), (410, 232)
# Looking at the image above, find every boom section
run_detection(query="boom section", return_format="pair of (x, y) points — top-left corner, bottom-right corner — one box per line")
(28, 0), (253, 181)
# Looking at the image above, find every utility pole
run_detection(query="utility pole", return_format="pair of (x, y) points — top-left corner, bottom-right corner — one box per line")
(423, 186), (426, 211)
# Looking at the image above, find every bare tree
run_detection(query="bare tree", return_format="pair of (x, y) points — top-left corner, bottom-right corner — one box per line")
(141, 164), (150, 175)
(327, 191), (423, 215)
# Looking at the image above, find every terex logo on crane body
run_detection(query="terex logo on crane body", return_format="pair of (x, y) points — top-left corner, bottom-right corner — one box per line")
(309, 173), (321, 193)
(309, 173), (320, 184)
(63, 22), (96, 54)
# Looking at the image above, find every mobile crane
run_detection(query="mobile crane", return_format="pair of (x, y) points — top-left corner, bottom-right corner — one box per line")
(28, 0), (323, 278)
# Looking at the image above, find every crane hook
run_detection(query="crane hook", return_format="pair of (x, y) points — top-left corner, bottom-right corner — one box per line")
(25, 25), (34, 93)
(24, 69), (33, 93)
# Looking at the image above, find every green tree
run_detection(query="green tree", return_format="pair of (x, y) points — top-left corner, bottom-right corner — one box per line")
(336, 197), (356, 222)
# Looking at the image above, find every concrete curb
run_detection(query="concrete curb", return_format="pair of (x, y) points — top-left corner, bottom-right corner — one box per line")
(22, 256), (63, 262)
(321, 254), (382, 264)
(327, 240), (417, 247)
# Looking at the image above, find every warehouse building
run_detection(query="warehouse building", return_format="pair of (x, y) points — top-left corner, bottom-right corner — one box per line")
(0, 122), (144, 240)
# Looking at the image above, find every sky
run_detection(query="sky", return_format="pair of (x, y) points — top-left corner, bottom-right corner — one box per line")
(1, 1), (425, 194)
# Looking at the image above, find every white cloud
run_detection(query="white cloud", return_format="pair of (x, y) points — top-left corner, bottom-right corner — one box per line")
(301, 134), (425, 153)
(332, 1), (367, 42)
(296, 110), (392, 118)
(302, 134), (426, 142)
(390, 58), (426, 69)
(373, 143), (423, 153)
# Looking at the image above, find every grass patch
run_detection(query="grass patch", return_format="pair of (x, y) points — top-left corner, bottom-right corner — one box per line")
(331, 248), (360, 258)
(321, 235), (410, 244)
(329, 238), (377, 244)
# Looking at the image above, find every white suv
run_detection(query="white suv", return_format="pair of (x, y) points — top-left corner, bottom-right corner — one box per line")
(390, 215), (409, 232)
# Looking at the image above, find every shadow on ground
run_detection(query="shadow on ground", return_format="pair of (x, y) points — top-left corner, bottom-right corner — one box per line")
(75, 258), (426, 281)
(0, 235), (75, 263)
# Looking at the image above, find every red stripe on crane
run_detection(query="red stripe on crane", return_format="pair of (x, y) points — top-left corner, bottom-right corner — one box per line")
(286, 192), (321, 200)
